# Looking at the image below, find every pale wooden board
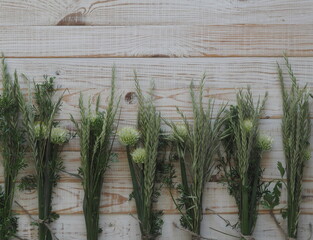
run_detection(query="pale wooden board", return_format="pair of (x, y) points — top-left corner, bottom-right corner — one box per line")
(1, 24), (313, 57)
(1, 0), (313, 26)
(2, 119), (313, 181)
(2, 57), (313, 120)
(13, 214), (313, 240)
(7, 180), (313, 216)
(2, 120), (313, 216)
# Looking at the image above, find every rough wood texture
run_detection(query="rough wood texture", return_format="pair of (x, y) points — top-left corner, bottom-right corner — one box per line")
(1, 0), (313, 26)
(16, 214), (313, 240)
(1, 24), (313, 57)
(1, 0), (313, 239)
(2, 57), (313, 119)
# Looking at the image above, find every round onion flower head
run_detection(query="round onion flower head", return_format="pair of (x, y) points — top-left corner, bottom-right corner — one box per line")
(258, 134), (273, 151)
(51, 127), (70, 145)
(118, 127), (140, 146)
(172, 123), (188, 143)
(131, 148), (146, 164)
(34, 122), (48, 139)
(304, 149), (311, 161)
(243, 119), (253, 132)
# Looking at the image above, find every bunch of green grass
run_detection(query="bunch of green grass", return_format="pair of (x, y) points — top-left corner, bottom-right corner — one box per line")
(17, 75), (70, 240)
(278, 56), (311, 239)
(118, 74), (164, 240)
(219, 88), (271, 239)
(165, 76), (226, 239)
(0, 58), (26, 240)
(70, 68), (120, 240)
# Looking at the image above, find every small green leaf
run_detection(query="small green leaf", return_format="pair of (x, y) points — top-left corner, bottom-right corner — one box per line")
(277, 161), (285, 178)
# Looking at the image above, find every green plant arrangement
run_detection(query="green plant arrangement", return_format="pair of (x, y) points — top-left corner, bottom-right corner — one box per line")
(164, 76), (226, 240)
(118, 74), (165, 240)
(70, 68), (120, 240)
(218, 88), (272, 240)
(0, 58), (26, 240)
(264, 56), (311, 240)
(17, 75), (71, 240)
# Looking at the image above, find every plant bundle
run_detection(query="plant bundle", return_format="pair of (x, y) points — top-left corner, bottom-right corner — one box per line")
(0, 58), (26, 240)
(165, 76), (226, 239)
(17, 75), (70, 240)
(277, 56), (311, 239)
(70, 68), (120, 240)
(118, 75), (164, 240)
(219, 88), (272, 239)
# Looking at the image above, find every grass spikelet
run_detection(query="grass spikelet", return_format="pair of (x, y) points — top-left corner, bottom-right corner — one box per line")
(70, 67), (120, 240)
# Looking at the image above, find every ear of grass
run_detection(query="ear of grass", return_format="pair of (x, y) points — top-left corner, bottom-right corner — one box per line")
(220, 87), (268, 238)
(123, 74), (163, 240)
(17, 74), (67, 240)
(279, 56), (311, 239)
(165, 76), (226, 237)
(71, 67), (120, 240)
(0, 57), (26, 240)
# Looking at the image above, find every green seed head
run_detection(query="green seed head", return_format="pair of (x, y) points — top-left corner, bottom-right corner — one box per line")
(172, 124), (188, 143)
(51, 127), (70, 145)
(131, 148), (146, 164)
(258, 134), (273, 151)
(34, 122), (48, 139)
(243, 119), (253, 132)
(118, 127), (140, 146)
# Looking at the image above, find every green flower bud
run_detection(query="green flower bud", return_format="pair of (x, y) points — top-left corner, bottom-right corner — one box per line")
(118, 127), (140, 146)
(175, 124), (188, 141)
(172, 124), (188, 143)
(34, 122), (48, 139)
(51, 127), (70, 145)
(131, 148), (146, 164)
(258, 134), (273, 151)
(243, 119), (253, 132)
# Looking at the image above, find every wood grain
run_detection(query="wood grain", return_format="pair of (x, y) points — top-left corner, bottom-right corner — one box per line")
(13, 214), (313, 240)
(1, 24), (313, 57)
(10, 180), (313, 216)
(2, 57), (313, 120)
(1, 0), (313, 238)
(1, 119), (313, 182)
(1, 0), (313, 26)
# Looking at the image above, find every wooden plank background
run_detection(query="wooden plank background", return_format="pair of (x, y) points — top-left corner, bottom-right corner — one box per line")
(0, 1), (312, 239)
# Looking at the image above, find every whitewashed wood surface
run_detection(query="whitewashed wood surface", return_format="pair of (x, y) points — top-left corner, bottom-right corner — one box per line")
(0, 0), (313, 239)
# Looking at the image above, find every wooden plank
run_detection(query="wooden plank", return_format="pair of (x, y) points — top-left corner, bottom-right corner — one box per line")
(11, 180), (313, 215)
(7, 177), (313, 215)
(1, 118), (313, 180)
(13, 214), (313, 240)
(2, 57), (313, 120)
(2, 119), (313, 181)
(1, 0), (313, 26)
(1, 25), (313, 57)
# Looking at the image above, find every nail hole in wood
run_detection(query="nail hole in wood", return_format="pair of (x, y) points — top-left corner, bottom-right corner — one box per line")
(125, 92), (137, 104)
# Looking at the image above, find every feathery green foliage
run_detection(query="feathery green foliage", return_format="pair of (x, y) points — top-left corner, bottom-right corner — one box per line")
(165, 76), (226, 238)
(17, 75), (70, 240)
(0, 57), (26, 240)
(71, 68), (120, 240)
(219, 88), (270, 239)
(278, 56), (311, 239)
(118, 73), (164, 240)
